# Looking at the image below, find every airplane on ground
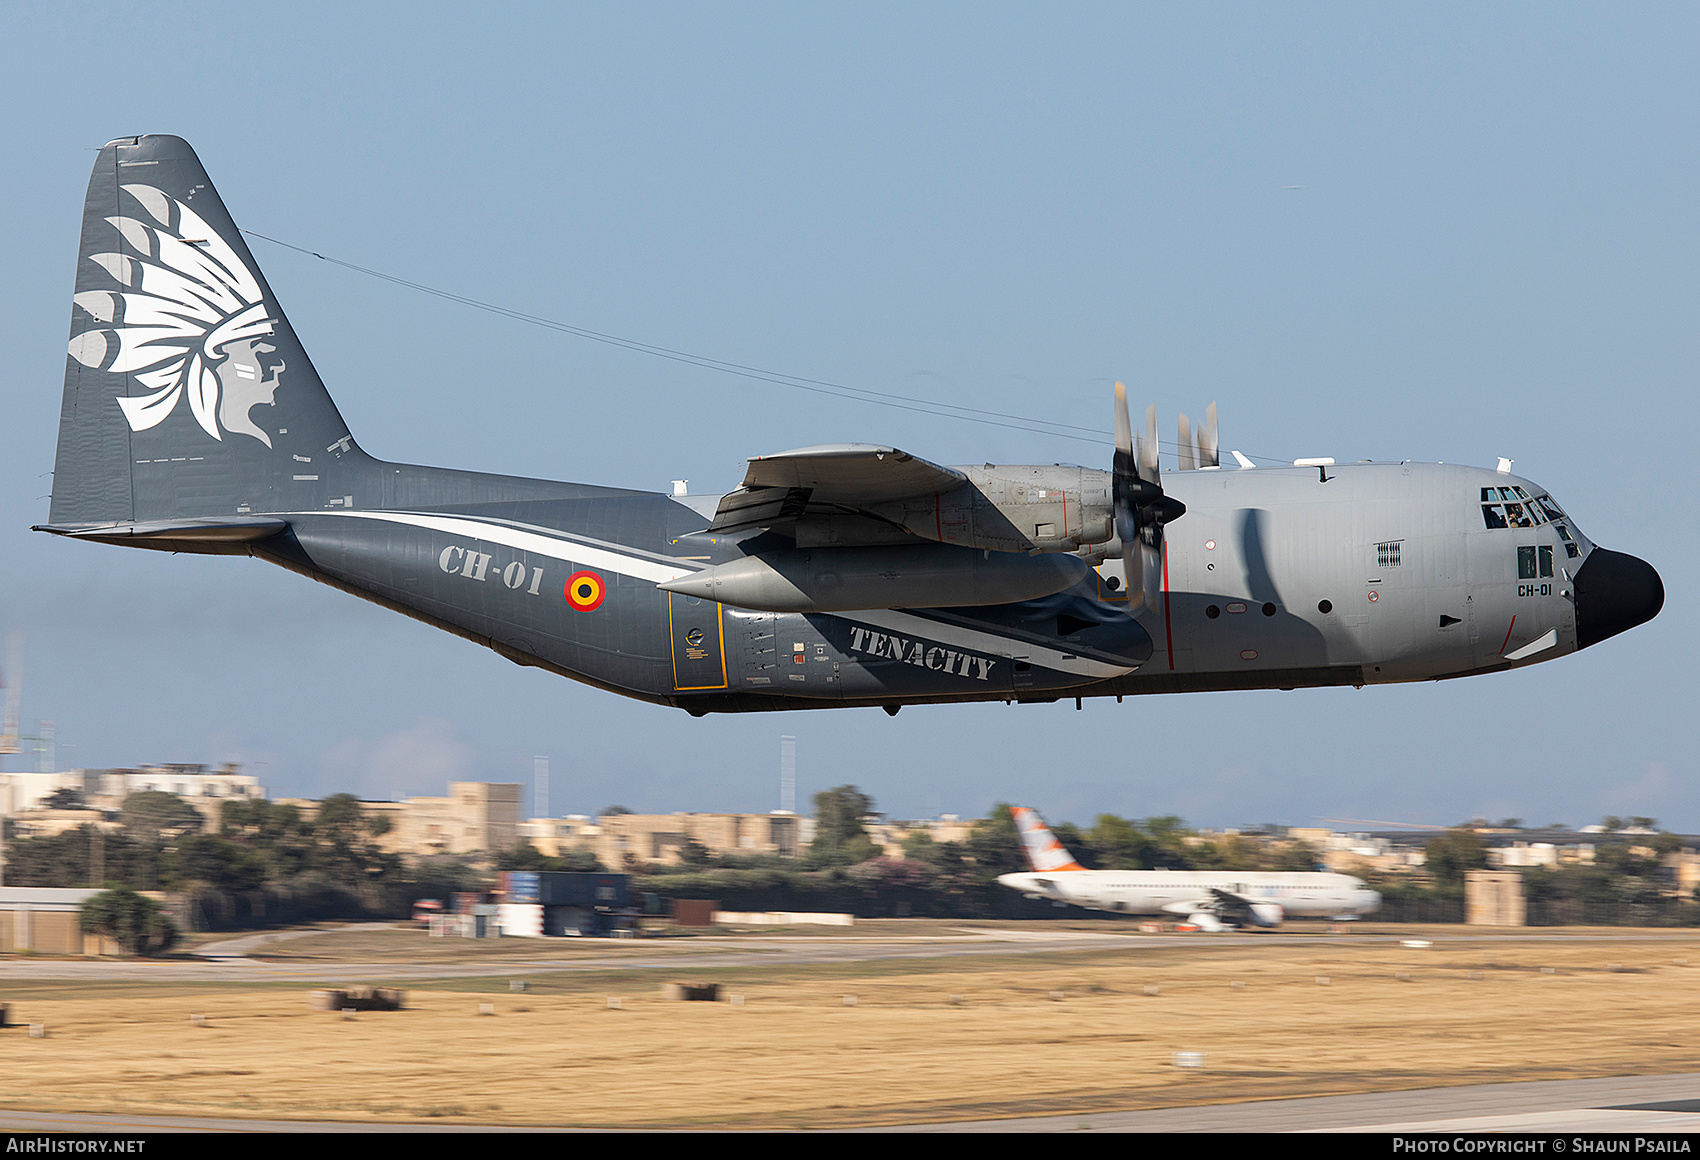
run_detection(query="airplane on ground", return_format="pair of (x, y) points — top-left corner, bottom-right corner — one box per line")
(38, 136), (1664, 716)
(997, 807), (1381, 930)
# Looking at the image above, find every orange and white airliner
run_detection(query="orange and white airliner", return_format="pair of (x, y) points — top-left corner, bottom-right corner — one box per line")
(997, 807), (1381, 930)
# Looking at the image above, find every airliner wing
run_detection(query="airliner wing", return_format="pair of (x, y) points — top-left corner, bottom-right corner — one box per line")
(1207, 886), (1257, 923)
(707, 444), (965, 533)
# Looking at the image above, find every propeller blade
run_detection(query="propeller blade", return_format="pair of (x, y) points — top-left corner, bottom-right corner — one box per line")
(1139, 404), (1159, 484)
(1199, 402), (1219, 468)
(1178, 413), (1196, 472)
(1112, 382), (1139, 600)
(1113, 382), (1133, 463)
(1139, 536), (1162, 612)
(1123, 536), (1145, 611)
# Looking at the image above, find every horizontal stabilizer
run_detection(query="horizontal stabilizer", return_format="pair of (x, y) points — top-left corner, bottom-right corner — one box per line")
(33, 516), (286, 553)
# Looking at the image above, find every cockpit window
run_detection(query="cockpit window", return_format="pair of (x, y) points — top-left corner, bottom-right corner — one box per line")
(1479, 489), (1570, 539)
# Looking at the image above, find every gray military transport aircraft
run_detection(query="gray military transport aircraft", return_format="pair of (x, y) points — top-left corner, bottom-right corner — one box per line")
(38, 136), (1664, 716)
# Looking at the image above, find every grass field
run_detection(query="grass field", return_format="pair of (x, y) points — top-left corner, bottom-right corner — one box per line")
(3, 925), (1698, 1129)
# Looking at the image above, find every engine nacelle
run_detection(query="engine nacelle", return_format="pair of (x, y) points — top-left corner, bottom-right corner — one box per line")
(863, 466), (1115, 554)
(658, 543), (1091, 613)
(1246, 902), (1285, 928)
(1182, 912), (1228, 933)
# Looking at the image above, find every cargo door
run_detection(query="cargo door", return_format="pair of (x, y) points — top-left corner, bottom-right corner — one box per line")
(668, 594), (728, 690)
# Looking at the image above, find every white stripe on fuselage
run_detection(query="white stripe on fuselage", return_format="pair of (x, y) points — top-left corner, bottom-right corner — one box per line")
(284, 510), (1135, 677)
(289, 509), (698, 584)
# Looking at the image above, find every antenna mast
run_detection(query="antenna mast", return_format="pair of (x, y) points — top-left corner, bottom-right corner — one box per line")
(0, 633), (21, 758)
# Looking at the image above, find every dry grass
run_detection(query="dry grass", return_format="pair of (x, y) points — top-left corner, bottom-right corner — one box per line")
(2, 932), (1698, 1128)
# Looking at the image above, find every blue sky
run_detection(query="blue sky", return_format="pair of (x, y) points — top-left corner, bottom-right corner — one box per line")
(1, 4), (1693, 831)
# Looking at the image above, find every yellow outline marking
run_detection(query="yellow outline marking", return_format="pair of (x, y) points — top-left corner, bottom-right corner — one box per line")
(669, 594), (729, 690)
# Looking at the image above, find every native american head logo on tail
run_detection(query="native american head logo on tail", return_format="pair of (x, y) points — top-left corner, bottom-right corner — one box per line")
(67, 184), (283, 448)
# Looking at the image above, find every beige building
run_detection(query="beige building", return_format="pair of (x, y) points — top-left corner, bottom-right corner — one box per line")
(555, 812), (811, 868)
(867, 815), (975, 858)
(0, 887), (125, 955)
(0, 764), (266, 825)
(511, 812), (816, 867)
(364, 782), (521, 857)
(1466, 869), (1528, 926)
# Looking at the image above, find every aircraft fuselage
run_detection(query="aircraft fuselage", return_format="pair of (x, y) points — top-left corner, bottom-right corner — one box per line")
(238, 457), (1649, 714)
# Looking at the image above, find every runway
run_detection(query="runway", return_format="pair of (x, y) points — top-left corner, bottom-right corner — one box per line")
(5, 924), (1698, 983)
(0, 1075), (1695, 1133)
(899, 1074), (1700, 1132)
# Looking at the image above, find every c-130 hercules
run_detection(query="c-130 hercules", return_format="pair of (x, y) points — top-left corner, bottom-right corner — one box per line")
(39, 136), (1664, 716)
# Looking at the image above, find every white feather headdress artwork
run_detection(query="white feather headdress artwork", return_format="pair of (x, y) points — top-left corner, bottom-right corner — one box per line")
(68, 184), (277, 445)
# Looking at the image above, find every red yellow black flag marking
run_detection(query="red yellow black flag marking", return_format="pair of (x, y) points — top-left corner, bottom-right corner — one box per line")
(564, 570), (606, 612)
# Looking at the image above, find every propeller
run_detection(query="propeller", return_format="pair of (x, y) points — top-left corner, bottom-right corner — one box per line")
(1112, 383), (1187, 612)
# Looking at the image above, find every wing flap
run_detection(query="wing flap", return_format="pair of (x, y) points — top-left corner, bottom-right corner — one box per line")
(707, 486), (813, 534)
(741, 444), (965, 502)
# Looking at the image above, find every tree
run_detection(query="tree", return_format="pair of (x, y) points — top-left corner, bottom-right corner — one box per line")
(42, 787), (88, 810)
(676, 836), (716, 867)
(964, 805), (1026, 876)
(120, 791), (204, 843)
(1085, 814), (1153, 869)
(173, 834), (267, 892)
(80, 886), (178, 957)
(1424, 830), (1488, 885)
(495, 841), (552, 871)
(809, 786), (879, 866)
(313, 794), (368, 842)
(900, 828), (938, 862)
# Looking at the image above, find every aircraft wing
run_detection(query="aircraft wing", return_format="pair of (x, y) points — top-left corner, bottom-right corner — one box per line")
(1159, 898), (1222, 916)
(707, 444), (966, 534)
(1160, 889), (1256, 920)
(1208, 886), (1257, 922)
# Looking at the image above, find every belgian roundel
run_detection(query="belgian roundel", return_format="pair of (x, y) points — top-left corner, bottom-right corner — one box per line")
(564, 570), (606, 612)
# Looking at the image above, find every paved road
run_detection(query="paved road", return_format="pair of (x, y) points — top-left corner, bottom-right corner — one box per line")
(6, 926), (1700, 983)
(1, 1075), (1696, 1133)
(895, 1073), (1700, 1132)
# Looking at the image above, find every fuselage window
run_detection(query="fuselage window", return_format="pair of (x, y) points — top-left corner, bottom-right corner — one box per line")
(1482, 503), (1508, 529)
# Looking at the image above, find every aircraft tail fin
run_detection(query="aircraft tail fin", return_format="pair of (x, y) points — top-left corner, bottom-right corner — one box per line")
(49, 135), (369, 530)
(1011, 806), (1086, 872)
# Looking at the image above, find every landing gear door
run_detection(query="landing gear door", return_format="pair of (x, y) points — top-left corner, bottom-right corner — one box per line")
(669, 594), (728, 691)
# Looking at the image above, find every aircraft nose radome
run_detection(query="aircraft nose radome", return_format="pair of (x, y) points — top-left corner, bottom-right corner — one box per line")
(1575, 548), (1665, 650)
